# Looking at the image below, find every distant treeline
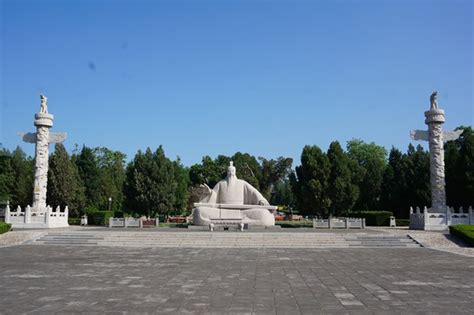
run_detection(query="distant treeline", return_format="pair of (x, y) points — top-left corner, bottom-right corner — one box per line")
(1, 126), (472, 219)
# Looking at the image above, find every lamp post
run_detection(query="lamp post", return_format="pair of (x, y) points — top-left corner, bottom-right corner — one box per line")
(108, 197), (112, 212)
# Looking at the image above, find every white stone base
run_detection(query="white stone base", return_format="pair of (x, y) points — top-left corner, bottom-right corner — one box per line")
(5, 205), (69, 229)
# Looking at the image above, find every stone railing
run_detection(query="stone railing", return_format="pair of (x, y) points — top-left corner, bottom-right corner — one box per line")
(5, 204), (69, 228)
(313, 217), (365, 229)
(409, 206), (473, 230)
(108, 217), (159, 228)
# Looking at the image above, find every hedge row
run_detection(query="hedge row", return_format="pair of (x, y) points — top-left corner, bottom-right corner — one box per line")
(83, 209), (114, 226)
(68, 218), (81, 225)
(396, 219), (410, 227)
(449, 224), (474, 247)
(347, 211), (393, 226)
(276, 220), (313, 228)
(0, 222), (12, 234)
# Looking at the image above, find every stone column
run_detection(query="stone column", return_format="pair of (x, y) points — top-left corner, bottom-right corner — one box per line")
(424, 108), (446, 213)
(32, 112), (54, 211)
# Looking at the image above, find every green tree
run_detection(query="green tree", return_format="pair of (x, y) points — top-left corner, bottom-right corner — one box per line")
(259, 156), (293, 201)
(6, 147), (34, 207)
(446, 126), (474, 208)
(0, 148), (14, 202)
(47, 144), (85, 217)
(94, 147), (127, 211)
(173, 159), (190, 214)
(327, 141), (358, 216)
(291, 145), (331, 217)
(381, 147), (406, 216)
(189, 155), (223, 187)
(231, 152), (261, 189)
(347, 139), (387, 210)
(404, 144), (431, 212)
(271, 179), (295, 208)
(74, 146), (101, 208)
(124, 146), (184, 217)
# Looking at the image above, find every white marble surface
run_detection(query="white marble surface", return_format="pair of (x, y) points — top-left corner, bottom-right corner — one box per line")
(193, 162), (275, 226)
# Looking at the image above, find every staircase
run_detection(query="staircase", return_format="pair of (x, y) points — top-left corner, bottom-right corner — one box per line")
(30, 230), (421, 248)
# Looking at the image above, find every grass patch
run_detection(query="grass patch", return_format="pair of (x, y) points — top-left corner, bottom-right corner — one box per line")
(449, 224), (474, 247)
(0, 222), (12, 234)
(276, 220), (313, 228)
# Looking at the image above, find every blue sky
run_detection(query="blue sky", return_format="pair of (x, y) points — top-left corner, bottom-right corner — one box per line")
(1, 0), (472, 166)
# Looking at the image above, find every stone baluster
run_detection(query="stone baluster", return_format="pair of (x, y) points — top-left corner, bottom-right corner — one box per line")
(469, 206), (473, 225)
(25, 205), (31, 224)
(5, 204), (11, 224)
(423, 206), (429, 226)
(446, 206), (452, 225)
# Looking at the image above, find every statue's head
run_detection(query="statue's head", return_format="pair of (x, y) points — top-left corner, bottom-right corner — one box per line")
(227, 161), (236, 178)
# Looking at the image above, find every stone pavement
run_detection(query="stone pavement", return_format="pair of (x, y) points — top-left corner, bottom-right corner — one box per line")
(1, 244), (474, 314)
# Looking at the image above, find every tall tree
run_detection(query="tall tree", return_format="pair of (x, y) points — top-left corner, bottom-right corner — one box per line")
(347, 139), (387, 210)
(8, 147), (34, 207)
(189, 155), (223, 187)
(74, 146), (101, 208)
(291, 145), (331, 217)
(47, 144), (85, 217)
(231, 152), (262, 189)
(270, 179), (295, 207)
(173, 159), (190, 214)
(445, 126), (474, 208)
(0, 148), (15, 202)
(259, 156), (293, 200)
(124, 146), (183, 217)
(381, 147), (406, 216)
(327, 141), (358, 216)
(404, 144), (431, 211)
(94, 147), (127, 211)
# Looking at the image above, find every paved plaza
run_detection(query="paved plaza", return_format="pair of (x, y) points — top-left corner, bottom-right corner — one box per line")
(1, 242), (474, 314)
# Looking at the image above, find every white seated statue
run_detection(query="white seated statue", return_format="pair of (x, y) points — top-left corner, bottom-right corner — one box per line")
(192, 162), (276, 227)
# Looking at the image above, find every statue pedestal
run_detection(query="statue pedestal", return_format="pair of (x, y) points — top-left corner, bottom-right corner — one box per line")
(192, 203), (276, 227)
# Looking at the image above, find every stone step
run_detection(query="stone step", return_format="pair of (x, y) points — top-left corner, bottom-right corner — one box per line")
(31, 231), (420, 248)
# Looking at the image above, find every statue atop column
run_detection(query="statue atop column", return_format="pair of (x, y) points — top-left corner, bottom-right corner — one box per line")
(40, 94), (48, 113)
(410, 91), (462, 213)
(18, 95), (67, 211)
(429, 91), (438, 110)
(6, 95), (69, 228)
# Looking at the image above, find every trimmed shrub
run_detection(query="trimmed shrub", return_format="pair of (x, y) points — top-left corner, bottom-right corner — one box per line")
(158, 222), (190, 228)
(396, 219), (410, 227)
(68, 218), (81, 225)
(276, 220), (313, 228)
(88, 211), (114, 226)
(348, 211), (393, 226)
(0, 222), (12, 234)
(81, 206), (114, 226)
(449, 225), (474, 247)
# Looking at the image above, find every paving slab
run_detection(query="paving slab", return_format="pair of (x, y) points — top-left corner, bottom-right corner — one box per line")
(0, 245), (474, 313)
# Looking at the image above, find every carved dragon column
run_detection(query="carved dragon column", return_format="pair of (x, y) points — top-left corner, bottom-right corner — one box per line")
(424, 106), (446, 213)
(32, 97), (54, 211)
